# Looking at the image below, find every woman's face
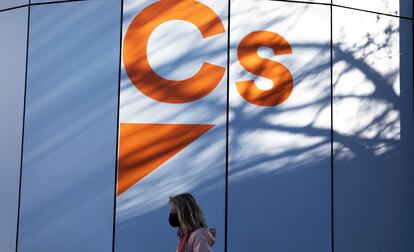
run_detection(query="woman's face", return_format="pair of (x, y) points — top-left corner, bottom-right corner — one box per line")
(169, 202), (177, 214)
(168, 202), (181, 228)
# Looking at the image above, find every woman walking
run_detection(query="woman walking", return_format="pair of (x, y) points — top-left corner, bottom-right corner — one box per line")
(169, 193), (216, 252)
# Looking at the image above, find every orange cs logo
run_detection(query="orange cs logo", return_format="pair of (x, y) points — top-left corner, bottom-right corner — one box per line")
(123, 0), (293, 106)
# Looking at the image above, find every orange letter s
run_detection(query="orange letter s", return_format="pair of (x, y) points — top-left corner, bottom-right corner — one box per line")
(237, 31), (293, 106)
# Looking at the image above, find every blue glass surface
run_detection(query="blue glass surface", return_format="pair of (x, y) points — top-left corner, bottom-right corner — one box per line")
(17, 1), (121, 251)
(0, 7), (28, 252)
(31, 0), (75, 4)
(0, 0), (28, 11)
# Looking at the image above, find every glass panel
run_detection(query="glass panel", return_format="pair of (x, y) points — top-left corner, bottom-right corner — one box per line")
(31, 0), (72, 4)
(333, 0), (412, 18)
(229, 1), (331, 251)
(267, 0), (331, 3)
(333, 7), (414, 252)
(0, 0), (28, 11)
(115, 0), (228, 251)
(17, 1), (121, 251)
(0, 7), (28, 252)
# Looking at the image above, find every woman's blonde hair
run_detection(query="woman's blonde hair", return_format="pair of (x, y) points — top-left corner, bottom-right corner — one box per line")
(169, 193), (207, 233)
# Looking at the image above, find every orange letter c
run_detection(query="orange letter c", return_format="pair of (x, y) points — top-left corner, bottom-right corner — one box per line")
(123, 0), (226, 104)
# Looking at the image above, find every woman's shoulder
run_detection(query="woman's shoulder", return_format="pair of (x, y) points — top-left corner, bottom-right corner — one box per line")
(192, 227), (216, 236)
(189, 227), (216, 246)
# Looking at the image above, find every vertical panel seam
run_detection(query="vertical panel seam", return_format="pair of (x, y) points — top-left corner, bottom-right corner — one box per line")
(15, 1), (31, 252)
(111, 0), (124, 251)
(225, 0), (231, 252)
(330, 2), (334, 252)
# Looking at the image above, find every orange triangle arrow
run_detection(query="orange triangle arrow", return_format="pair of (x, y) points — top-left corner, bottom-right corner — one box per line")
(117, 123), (214, 195)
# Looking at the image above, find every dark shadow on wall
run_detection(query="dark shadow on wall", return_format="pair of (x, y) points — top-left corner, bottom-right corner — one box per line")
(399, 0), (413, 18)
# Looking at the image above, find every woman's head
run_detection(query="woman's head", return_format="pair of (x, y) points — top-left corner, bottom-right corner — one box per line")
(169, 193), (207, 233)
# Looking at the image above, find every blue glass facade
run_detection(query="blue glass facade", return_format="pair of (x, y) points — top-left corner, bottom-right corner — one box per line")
(0, 0), (413, 251)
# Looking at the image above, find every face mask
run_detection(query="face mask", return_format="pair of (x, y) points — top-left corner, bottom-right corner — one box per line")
(169, 213), (180, 227)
